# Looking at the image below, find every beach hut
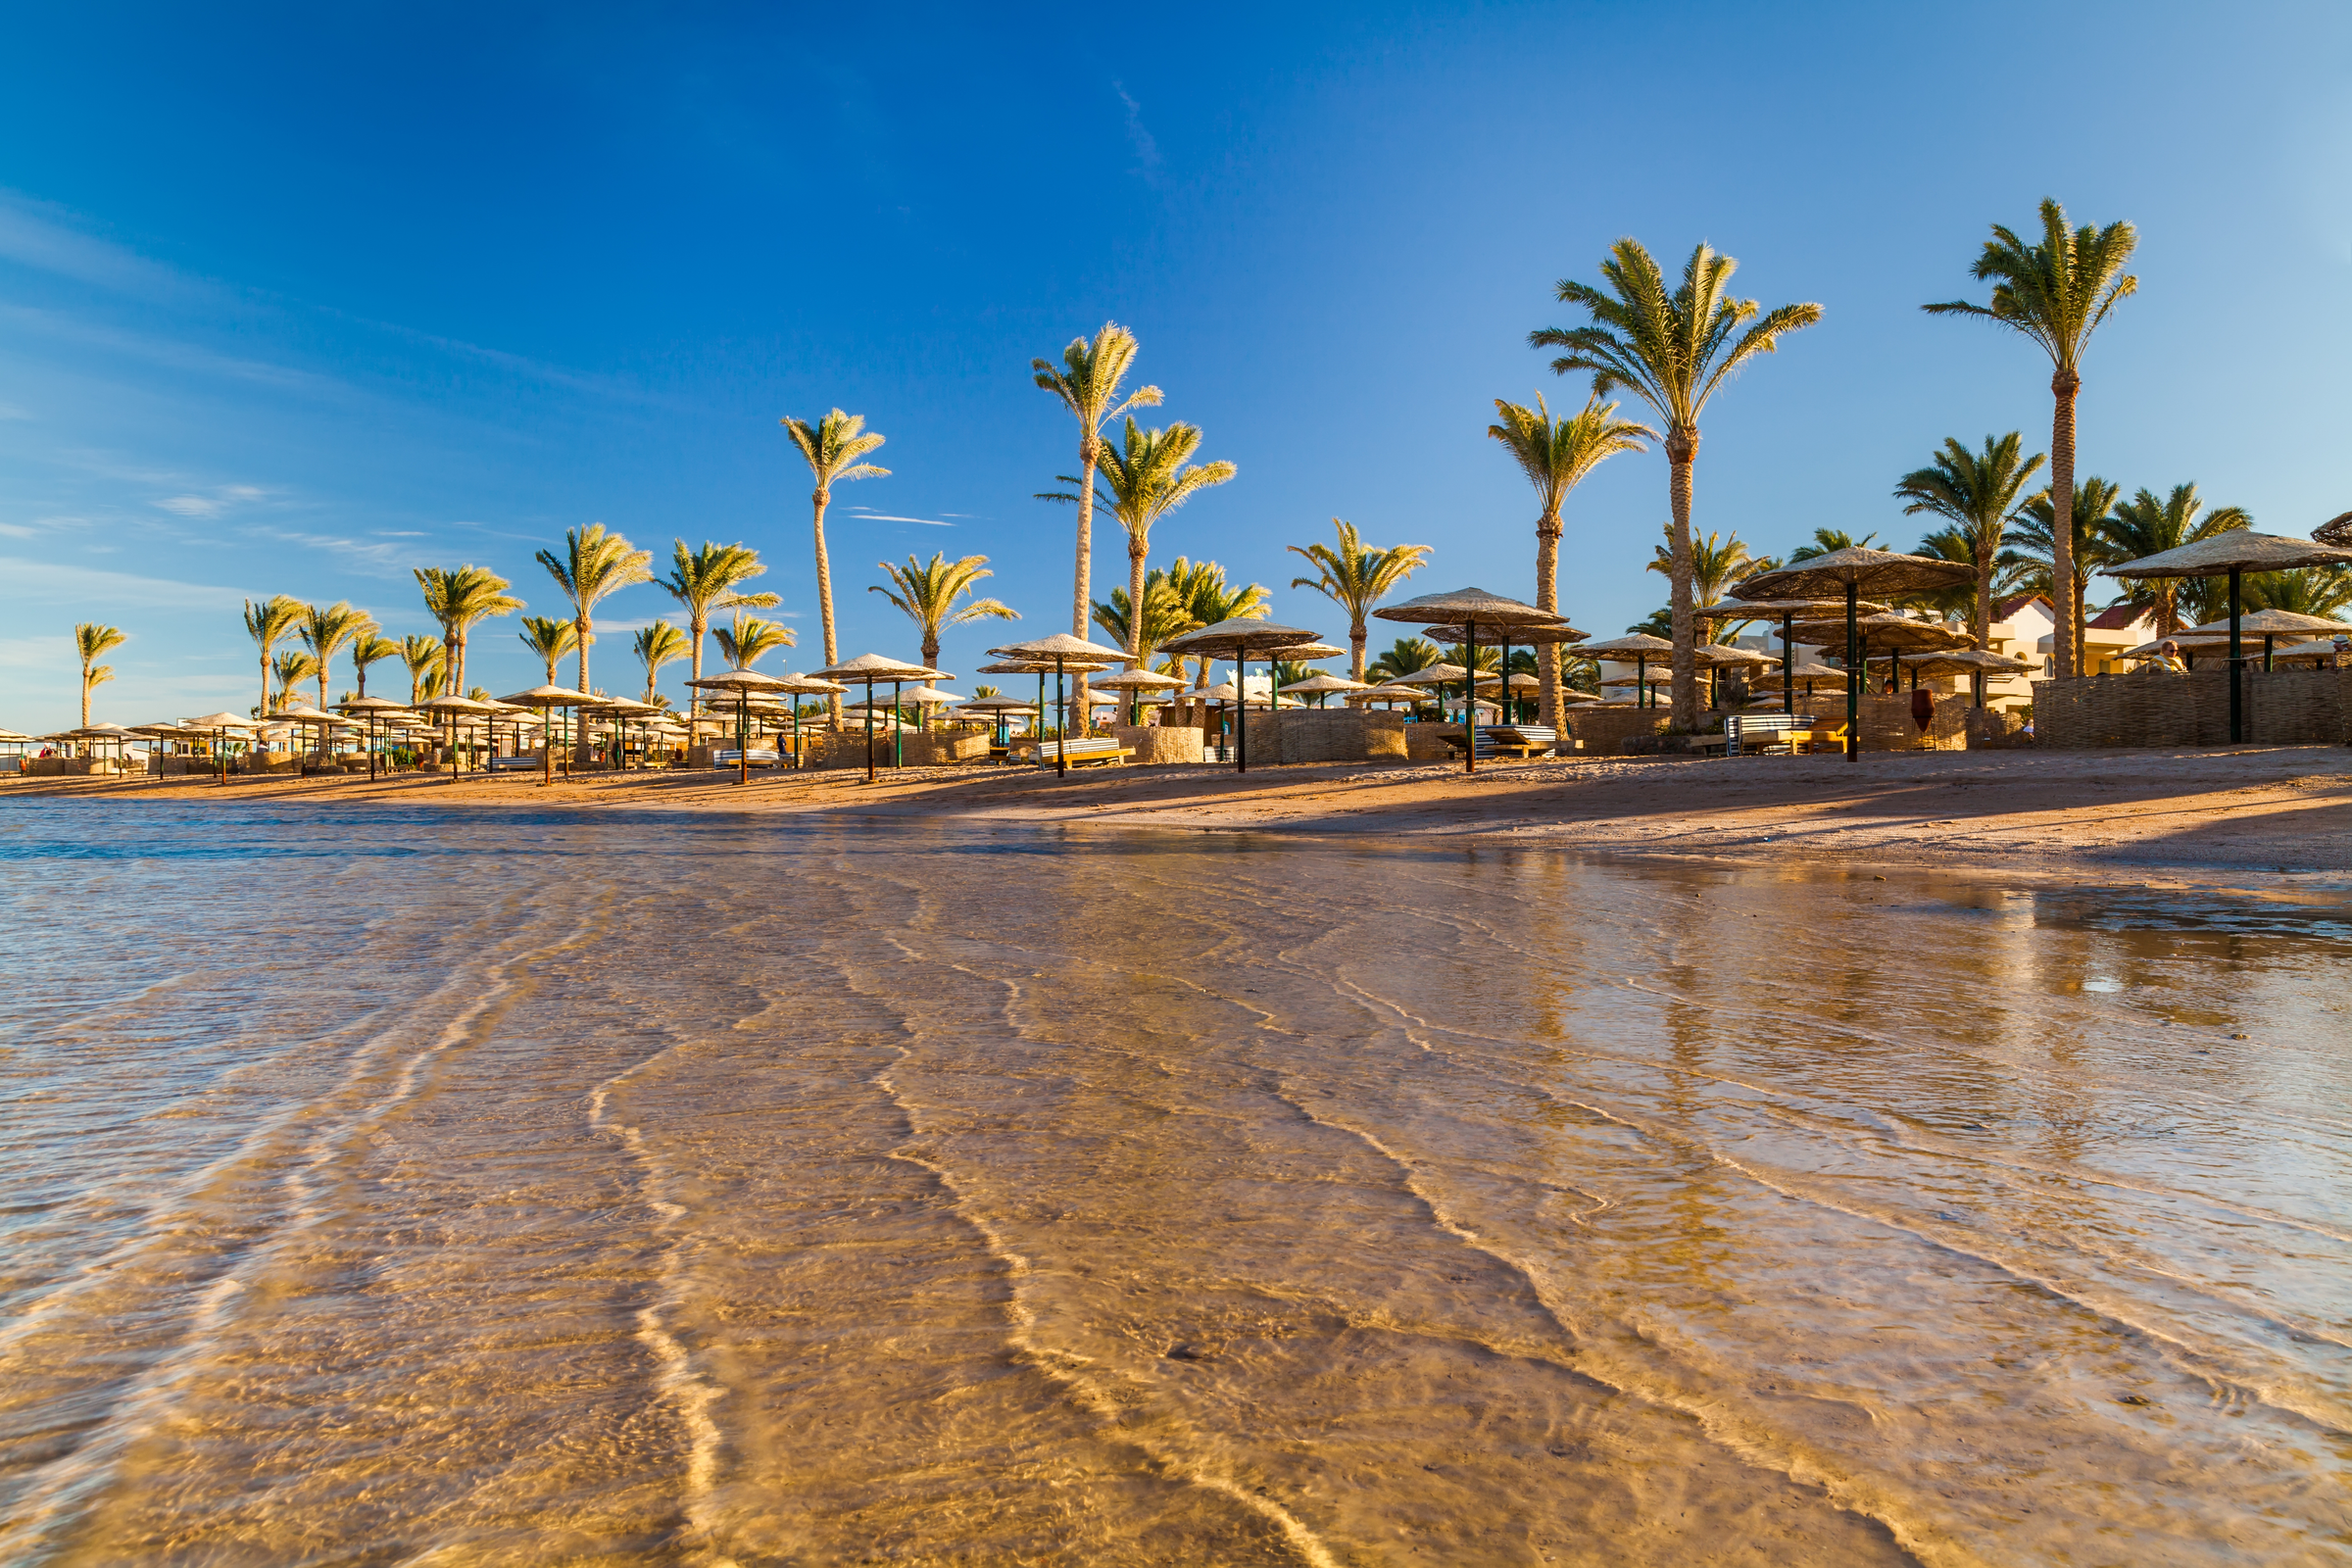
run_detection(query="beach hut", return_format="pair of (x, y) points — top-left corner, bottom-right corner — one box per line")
(2101, 531), (2352, 742)
(1733, 549), (1975, 760)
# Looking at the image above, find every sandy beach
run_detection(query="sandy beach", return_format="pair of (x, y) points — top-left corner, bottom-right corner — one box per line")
(16, 745), (2352, 881)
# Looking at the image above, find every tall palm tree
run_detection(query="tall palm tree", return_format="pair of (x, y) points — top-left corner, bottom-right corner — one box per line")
(416, 565), (523, 696)
(1925, 200), (2139, 680)
(1164, 557), (1269, 689)
(2003, 476), (2123, 674)
(1367, 636), (1443, 681)
(1788, 527), (1879, 563)
(1031, 324), (1163, 643)
(1287, 518), (1433, 684)
(242, 595), (304, 721)
(397, 634), (445, 707)
(782, 410), (888, 718)
(1487, 394), (1651, 723)
(712, 611), (793, 669)
(1093, 571), (1202, 666)
(518, 615), (579, 686)
(1892, 433), (2047, 647)
(1645, 526), (1777, 635)
(1909, 527), (2028, 623)
(2245, 566), (2352, 620)
(632, 621), (690, 706)
(1044, 418), (1235, 670)
(2100, 484), (2251, 636)
(537, 523), (652, 698)
(868, 552), (1018, 669)
(659, 541), (780, 715)
(1533, 239), (1821, 727)
(272, 648), (318, 710)
(350, 632), (399, 700)
(74, 622), (124, 729)
(300, 602), (374, 710)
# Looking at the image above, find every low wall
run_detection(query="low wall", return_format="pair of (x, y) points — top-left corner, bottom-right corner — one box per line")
(2034, 667), (2350, 749)
(1234, 709), (1407, 764)
(1566, 708), (1670, 756)
(1114, 724), (1204, 764)
(902, 730), (989, 766)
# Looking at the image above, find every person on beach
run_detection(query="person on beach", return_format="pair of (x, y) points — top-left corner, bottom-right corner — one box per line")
(2146, 639), (2188, 674)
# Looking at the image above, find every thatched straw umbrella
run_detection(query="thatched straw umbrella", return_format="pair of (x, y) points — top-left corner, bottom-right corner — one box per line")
(419, 694), (503, 781)
(1731, 550), (1975, 760)
(335, 695), (410, 779)
(2101, 532), (2352, 743)
(264, 703), (344, 773)
(1368, 588), (1559, 773)
(1570, 634), (1675, 711)
(1419, 619), (1586, 727)
(1894, 648), (2034, 710)
(1698, 597), (1886, 717)
(2314, 512), (2352, 549)
(959, 694), (1040, 751)
(182, 711), (257, 784)
(683, 668), (792, 784)
(1158, 619), (1323, 774)
(2268, 633), (2349, 668)
(996, 632), (1173, 775)
(1278, 672), (1365, 710)
(1788, 613), (1969, 700)
(808, 654), (947, 780)
(1092, 666), (1186, 725)
(498, 685), (599, 786)
(2174, 608), (2346, 672)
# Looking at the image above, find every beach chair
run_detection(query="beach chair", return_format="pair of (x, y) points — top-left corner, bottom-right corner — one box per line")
(1727, 713), (1808, 756)
(1034, 737), (1134, 768)
(1440, 724), (1557, 760)
(711, 749), (782, 768)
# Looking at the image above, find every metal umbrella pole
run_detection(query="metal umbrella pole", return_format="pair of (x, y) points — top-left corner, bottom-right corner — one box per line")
(893, 680), (905, 769)
(864, 677), (878, 782)
(1463, 618), (1478, 774)
(737, 691), (750, 785)
(2229, 564), (2243, 744)
(1234, 641), (1249, 774)
(1782, 612), (1794, 715)
(1054, 656), (1067, 777)
(1844, 582), (1860, 761)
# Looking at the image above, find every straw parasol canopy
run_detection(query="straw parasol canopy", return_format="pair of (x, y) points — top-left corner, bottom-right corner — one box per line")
(335, 695), (413, 779)
(2271, 634), (2351, 665)
(1574, 633), (1676, 662)
(686, 668), (795, 694)
(1091, 668), (1185, 691)
(1697, 597), (1888, 621)
(1691, 643), (1780, 668)
(809, 652), (946, 681)
(1733, 548), (1976, 604)
(2102, 531), (2352, 580)
(1156, 620), (1323, 773)
(1788, 612), (1969, 652)
(1372, 587), (1561, 628)
(1279, 672), (1368, 709)
(1896, 648), (2034, 706)
(1275, 641), (1350, 661)
(2120, 634), (2230, 660)
(1420, 621), (1587, 646)
(2178, 609), (2346, 638)
(1342, 683), (1430, 705)
(2315, 512), (2352, 549)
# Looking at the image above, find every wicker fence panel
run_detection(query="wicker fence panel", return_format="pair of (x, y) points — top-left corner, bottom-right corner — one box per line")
(2034, 669), (2346, 748)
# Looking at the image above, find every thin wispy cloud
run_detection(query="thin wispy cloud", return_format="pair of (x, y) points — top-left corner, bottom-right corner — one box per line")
(845, 509), (956, 526)
(1113, 82), (1163, 184)
(0, 556), (254, 611)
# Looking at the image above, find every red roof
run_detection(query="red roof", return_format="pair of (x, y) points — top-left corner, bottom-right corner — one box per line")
(2085, 603), (2149, 630)
(1991, 593), (2053, 621)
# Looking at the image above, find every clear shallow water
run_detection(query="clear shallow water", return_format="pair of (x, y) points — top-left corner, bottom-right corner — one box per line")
(1, 802), (2347, 1567)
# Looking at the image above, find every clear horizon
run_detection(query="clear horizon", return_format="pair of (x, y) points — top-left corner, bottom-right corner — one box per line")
(4, 1), (2348, 728)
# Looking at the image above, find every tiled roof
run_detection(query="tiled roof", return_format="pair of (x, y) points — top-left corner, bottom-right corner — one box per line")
(1992, 593), (2053, 621)
(2085, 602), (2150, 631)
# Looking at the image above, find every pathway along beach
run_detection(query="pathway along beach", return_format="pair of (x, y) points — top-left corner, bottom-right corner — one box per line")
(1, 760), (2348, 1565)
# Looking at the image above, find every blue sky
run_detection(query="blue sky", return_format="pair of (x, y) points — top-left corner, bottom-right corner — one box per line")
(4, 1), (2348, 726)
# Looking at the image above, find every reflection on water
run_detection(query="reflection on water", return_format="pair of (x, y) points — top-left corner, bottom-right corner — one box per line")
(1, 802), (2346, 1566)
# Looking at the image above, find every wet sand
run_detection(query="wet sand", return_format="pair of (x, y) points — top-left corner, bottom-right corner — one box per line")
(15, 744), (2352, 879)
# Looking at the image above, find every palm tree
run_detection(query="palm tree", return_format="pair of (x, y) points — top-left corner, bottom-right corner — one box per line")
(1367, 636), (1443, 682)
(1892, 433), (2047, 647)
(415, 565), (523, 696)
(300, 602), (374, 710)
(536, 524), (652, 696)
(1093, 571), (1203, 668)
(397, 634), (445, 707)
(1788, 527), (1879, 563)
(518, 615), (579, 686)
(866, 551), (1017, 670)
(1031, 324), (1163, 644)
(2101, 484), (2251, 636)
(2245, 566), (2352, 620)
(2004, 476), (2123, 674)
(1925, 200), (2139, 680)
(1909, 527), (2028, 623)
(350, 632), (399, 700)
(272, 648), (318, 710)
(241, 595), (304, 721)
(632, 621), (690, 706)
(1534, 239), (1821, 727)
(1487, 394), (1651, 723)
(712, 611), (793, 669)
(661, 540), (780, 715)
(1645, 525), (1777, 632)
(1163, 557), (1268, 688)
(781, 410), (888, 718)
(74, 622), (124, 729)
(1287, 518), (1432, 684)
(1047, 418), (1236, 671)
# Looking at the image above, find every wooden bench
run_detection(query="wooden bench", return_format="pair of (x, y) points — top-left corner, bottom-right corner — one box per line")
(712, 749), (781, 767)
(1440, 724), (1558, 759)
(1726, 714), (1817, 757)
(1035, 737), (1134, 768)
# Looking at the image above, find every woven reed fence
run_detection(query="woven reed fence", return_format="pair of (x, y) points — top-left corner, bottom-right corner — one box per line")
(1238, 709), (1408, 763)
(2034, 668), (2350, 748)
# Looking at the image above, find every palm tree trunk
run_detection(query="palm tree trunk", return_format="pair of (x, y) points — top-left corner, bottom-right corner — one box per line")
(80, 671), (91, 729)
(813, 487), (841, 724)
(258, 654), (270, 719)
(447, 631), (462, 699)
(1666, 430), (1699, 728)
(1535, 508), (1562, 728)
(1973, 546), (1992, 651)
(2049, 369), (2079, 681)
(1127, 541), (1149, 671)
(1349, 618), (1366, 683)
(1071, 440), (1099, 724)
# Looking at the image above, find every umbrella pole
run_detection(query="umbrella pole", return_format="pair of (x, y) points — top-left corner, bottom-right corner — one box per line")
(1056, 659), (1068, 777)
(2229, 565), (2244, 744)
(865, 679), (877, 783)
(2265, 633), (2275, 673)
(1236, 644), (1248, 774)
(739, 693), (749, 786)
(1636, 656), (1646, 710)
(894, 682), (904, 770)
(1844, 583), (1859, 762)
(1782, 613), (1794, 716)
(1464, 619), (1477, 774)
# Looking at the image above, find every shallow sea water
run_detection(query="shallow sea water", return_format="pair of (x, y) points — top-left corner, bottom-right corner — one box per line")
(1, 801), (2347, 1567)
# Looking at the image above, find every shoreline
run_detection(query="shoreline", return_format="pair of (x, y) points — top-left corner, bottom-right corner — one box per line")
(11, 745), (2352, 885)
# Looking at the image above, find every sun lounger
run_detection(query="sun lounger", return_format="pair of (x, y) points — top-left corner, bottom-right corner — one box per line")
(1034, 737), (1134, 768)
(1726, 713), (1812, 757)
(1440, 724), (1558, 759)
(712, 749), (782, 767)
